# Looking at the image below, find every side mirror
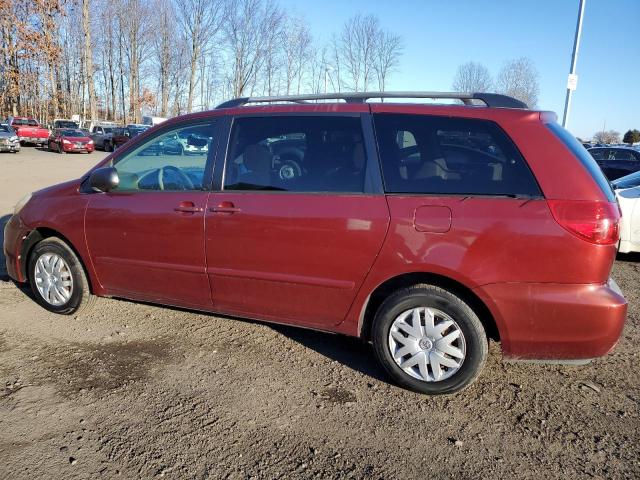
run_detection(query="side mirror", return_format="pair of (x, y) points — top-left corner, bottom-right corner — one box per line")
(89, 167), (119, 193)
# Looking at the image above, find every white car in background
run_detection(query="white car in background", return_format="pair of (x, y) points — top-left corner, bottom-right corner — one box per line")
(613, 170), (640, 254)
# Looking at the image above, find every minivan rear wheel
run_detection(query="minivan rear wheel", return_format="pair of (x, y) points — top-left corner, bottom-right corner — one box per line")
(372, 284), (488, 395)
(28, 238), (95, 315)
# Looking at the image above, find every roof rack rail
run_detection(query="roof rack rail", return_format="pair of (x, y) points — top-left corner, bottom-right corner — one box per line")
(215, 91), (528, 110)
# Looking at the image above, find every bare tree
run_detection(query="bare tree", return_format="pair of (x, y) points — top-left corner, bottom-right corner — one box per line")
(340, 14), (379, 92)
(593, 130), (621, 144)
(452, 61), (493, 93)
(495, 57), (539, 108)
(174, 0), (223, 112)
(152, 0), (176, 116)
(337, 14), (403, 93)
(224, 0), (284, 97)
(81, 0), (97, 120)
(373, 29), (402, 92)
(97, 5), (117, 120)
(282, 15), (311, 95)
(120, 0), (153, 122)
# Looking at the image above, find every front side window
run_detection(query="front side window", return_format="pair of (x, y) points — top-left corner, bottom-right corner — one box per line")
(111, 122), (215, 191)
(374, 114), (541, 196)
(224, 116), (366, 193)
(589, 149), (607, 160)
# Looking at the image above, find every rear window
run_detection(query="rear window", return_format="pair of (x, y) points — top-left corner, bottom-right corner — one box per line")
(547, 123), (615, 202)
(374, 114), (541, 196)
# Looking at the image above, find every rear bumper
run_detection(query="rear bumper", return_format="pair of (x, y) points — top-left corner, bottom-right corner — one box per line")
(19, 136), (48, 144)
(475, 279), (627, 360)
(0, 143), (20, 152)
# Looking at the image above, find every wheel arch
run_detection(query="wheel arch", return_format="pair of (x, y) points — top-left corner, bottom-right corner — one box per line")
(358, 272), (500, 343)
(21, 227), (95, 294)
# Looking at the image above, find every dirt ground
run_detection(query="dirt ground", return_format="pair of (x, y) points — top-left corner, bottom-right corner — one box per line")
(1, 147), (639, 479)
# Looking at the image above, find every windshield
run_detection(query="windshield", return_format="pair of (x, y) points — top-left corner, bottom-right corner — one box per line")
(0, 125), (13, 133)
(612, 170), (640, 189)
(60, 129), (86, 137)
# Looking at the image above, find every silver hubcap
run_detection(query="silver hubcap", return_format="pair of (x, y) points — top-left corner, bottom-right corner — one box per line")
(388, 307), (466, 382)
(34, 253), (73, 306)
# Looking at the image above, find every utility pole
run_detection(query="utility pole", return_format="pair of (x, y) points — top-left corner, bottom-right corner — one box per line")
(562, 0), (586, 128)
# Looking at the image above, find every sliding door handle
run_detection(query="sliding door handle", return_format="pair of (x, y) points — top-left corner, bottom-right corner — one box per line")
(210, 201), (241, 214)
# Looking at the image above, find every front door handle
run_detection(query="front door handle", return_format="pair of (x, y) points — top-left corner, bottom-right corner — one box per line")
(174, 201), (203, 214)
(210, 201), (241, 214)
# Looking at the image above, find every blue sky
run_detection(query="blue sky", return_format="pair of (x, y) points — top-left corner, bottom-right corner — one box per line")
(280, 0), (639, 140)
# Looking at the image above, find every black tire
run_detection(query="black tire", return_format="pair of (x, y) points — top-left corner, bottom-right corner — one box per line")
(104, 141), (112, 152)
(372, 284), (488, 395)
(27, 237), (96, 315)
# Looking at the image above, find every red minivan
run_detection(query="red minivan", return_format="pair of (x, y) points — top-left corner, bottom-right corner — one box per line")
(3, 92), (627, 394)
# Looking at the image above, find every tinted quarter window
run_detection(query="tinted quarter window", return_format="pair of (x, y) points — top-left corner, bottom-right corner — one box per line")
(374, 114), (541, 196)
(547, 123), (615, 202)
(224, 116), (366, 193)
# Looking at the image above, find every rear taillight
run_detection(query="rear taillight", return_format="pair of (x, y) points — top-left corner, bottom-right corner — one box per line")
(547, 200), (620, 245)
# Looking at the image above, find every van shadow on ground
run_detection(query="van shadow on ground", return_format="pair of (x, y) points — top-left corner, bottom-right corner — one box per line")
(270, 323), (391, 384)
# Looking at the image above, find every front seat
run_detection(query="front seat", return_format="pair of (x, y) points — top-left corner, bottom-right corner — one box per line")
(240, 144), (273, 187)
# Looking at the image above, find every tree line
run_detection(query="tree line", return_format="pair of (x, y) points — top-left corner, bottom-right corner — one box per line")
(8, 0), (619, 135)
(0, 0), (403, 123)
(451, 58), (540, 108)
(592, 129), (640, 145)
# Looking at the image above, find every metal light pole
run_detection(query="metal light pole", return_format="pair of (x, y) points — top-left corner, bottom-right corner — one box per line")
(562, 0), (586, 128)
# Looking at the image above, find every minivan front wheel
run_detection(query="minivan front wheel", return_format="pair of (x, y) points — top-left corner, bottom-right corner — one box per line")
(28, 238), (95, 315)
(372, 284), (488, 395)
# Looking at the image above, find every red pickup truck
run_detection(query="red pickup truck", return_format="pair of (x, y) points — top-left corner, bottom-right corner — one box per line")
(8, 117), (50, 145)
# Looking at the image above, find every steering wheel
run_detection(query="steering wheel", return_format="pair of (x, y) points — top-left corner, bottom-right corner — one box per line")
(138, 166), (194, 190)
(159, 165), (194, 190)
(277, 157), (303, 181)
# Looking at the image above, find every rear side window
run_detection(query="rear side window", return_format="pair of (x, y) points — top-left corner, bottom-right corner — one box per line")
(589, 148), (607, 160)
(224, 116), (366, 193)
(610, 149), (636, 161)
(374, 114), (541, 196)
(547, 123), (615, 202)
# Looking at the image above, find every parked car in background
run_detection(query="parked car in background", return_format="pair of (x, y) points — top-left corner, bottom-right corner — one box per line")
(160, 130), (209, 156)
(142, 116), (168, 127)
(81, 120), (116, 132)
(47, 128), (94, 154)
(4, 92), (627, 395)
(0, 124), (21, 153)
(105, 125), (150, 151)
(89, 125), (115, 150)
(126, 124), (150, 136)
(612, 170), (640, 254)
(588, 146), (640, 180)
(53, 119), (80, 129)
(7, 117), (50, 146)
(107, 127), (131, 150)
